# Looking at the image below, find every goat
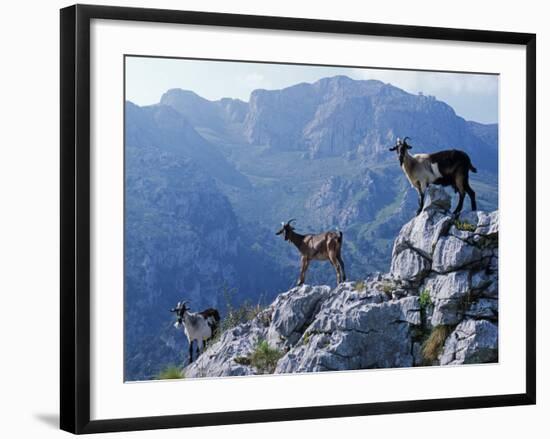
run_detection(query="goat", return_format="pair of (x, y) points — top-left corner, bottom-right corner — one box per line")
(276, 219), (346, 285)
(389, 137), (477, 215)
(170, 301), (221, 364)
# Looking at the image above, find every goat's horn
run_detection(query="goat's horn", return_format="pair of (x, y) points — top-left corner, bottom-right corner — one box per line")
(287, 218), (296, 225)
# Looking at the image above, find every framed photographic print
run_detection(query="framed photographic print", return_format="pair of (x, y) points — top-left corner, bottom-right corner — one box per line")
(60, 4), (536, 434)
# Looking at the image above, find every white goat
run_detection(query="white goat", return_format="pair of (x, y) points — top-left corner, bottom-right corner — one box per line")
(170, 301), (220, 364)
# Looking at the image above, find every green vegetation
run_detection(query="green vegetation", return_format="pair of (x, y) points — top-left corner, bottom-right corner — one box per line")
(303, 332), (311, 345)
(249, 339), (284, 374)
(354, 280), (366, 292)
(210, 285), (267, 345)
(422, 325), (450, 364)
(380, 281), (394, 296)
(221, 299), (263, 332)
(419, 289), (432, 309)
(234, 356), (251, 366)
(155, 365), (184, 380)
(454, 219), (476, 232)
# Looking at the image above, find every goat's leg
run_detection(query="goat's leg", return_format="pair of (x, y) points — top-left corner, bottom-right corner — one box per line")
(297, 257), (305, 285)
(415, 183), (425, 216)
(298, 256), (309, 285)
(454, 191), (466, 215)
(453, 174), (466, 215)
(465, 178), (477, 211)
(188, 340), (194, 364)
(337, 254), (346, 282)
(197, 339), (204, 358)
(328, 253), (342, 284)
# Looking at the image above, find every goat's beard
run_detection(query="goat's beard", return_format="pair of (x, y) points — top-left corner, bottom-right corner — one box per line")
(174, 321), (182, 329)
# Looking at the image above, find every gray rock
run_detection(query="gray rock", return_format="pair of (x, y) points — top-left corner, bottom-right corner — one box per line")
(440, 319), (498, 365)
(449, 226), (474, 241)
(456, 210), (499, 238)
(423, 271), (471, 325)
(412, 342), (424, 366)
(432, 235), (483, 273)
(276, 296), (420, 373)
(267, 284), (331, 346)
(465, 298), (498, 320)
(392, 209), (453, 260)
(390, 248), (431, 282)
(184, 319), (267, 378)
(489, 254), (498, 271)
(482, 279), (498, 299)
(475, 211), (499, 236)
(471, 269), (498, 299)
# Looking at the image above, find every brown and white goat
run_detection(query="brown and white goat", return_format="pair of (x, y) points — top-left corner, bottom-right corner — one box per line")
(276, 219), (346, 285)
(389, 137), (477, 215)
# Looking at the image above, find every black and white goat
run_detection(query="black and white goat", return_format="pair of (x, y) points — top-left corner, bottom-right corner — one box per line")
(276, 219), (346, 285)
(170, 301), (220, 364)
(389, 137), (477, 215)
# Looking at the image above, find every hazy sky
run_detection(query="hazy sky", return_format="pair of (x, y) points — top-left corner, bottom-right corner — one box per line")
(125, 56), (499, 124)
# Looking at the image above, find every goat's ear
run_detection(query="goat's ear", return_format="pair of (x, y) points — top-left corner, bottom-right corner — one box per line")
(407, 144), (413, 149)
(389, 146), (398, 151)
(275, 229), (283, 235)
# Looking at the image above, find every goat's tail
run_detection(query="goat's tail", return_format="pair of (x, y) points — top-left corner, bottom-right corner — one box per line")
(337, 231), (343, 243)
(205, 310), (221, 337)
(200, 308), (221, 323)
(466, 155), (478, 173)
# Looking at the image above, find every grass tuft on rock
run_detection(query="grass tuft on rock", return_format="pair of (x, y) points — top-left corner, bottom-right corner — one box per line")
(380, 281), (394, 296)
(155, 365), (185, 380)
(422, 325), (450, 364)
(454, 219), (476, 232)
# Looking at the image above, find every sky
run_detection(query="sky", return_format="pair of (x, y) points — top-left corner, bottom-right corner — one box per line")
(125, 56), (499, 124)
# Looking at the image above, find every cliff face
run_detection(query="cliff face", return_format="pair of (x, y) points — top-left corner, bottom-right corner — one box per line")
(184, 187), (498, 377)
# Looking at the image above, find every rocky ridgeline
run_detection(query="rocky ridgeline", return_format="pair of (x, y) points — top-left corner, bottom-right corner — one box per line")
(184, 187), (498, 378)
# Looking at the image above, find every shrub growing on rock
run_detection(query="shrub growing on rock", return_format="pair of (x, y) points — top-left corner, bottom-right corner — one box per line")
(250, 340), (284, 374)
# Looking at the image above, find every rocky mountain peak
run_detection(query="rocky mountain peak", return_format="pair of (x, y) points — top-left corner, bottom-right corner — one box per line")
(183, 186), (498, 377)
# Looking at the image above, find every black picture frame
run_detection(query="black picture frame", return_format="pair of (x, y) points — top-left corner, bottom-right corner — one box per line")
(60, 4), (536, 434)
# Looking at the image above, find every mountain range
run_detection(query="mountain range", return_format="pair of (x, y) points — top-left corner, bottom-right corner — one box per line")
(124, 75), (498, 380)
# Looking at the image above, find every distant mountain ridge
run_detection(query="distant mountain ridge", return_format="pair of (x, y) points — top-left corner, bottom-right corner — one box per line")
(159, 75), (498, 170)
